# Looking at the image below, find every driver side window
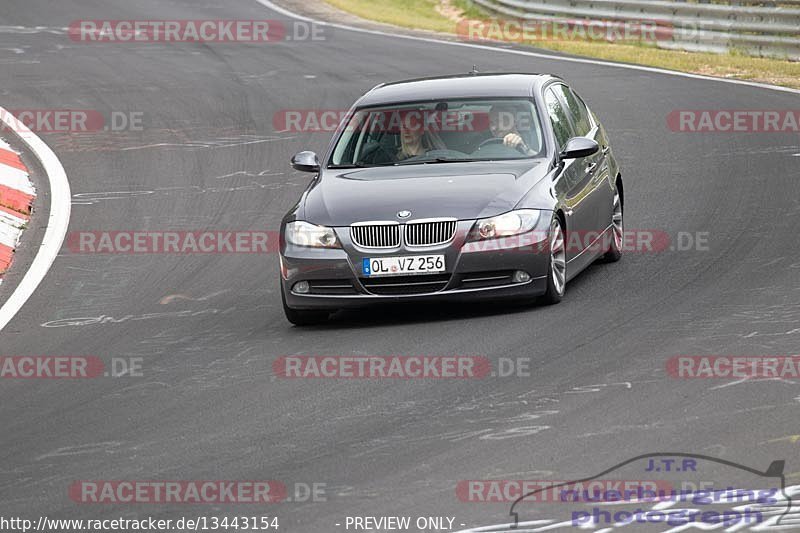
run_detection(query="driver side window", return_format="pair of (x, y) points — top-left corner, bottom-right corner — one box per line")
(544, 88), (574, 151)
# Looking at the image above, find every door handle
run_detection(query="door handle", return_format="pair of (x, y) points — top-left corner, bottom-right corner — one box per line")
(602, 146), (610, 156)
(586, 163), (598, 174)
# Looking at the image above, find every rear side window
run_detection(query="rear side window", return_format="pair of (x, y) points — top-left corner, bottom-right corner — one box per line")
(552, 84), (593, 137)
(544, 88), (573, 150)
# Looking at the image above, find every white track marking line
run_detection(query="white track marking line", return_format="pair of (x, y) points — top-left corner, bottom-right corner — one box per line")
(0, 107), (71, 332)
(255, 0), (800, 96)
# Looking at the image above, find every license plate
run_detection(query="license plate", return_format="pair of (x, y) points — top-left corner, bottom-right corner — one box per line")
(363, 255), (445, 277)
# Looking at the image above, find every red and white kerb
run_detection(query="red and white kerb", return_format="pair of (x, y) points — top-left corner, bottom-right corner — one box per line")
(0, 138), (35, 278)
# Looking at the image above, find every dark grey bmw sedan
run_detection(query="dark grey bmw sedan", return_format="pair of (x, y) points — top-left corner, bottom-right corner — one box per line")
(280, 73), (624, 325)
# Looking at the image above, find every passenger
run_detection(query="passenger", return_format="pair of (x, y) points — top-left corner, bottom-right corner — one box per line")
(397, 121), (431, 160)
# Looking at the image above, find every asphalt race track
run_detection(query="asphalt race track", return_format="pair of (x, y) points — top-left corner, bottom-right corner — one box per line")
(1, 0), (799, 531)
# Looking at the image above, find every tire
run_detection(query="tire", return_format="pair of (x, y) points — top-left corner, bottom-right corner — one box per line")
(281, 284), (329, 326)
(604, 183), (623, 262)
(540, 215), (566, 305)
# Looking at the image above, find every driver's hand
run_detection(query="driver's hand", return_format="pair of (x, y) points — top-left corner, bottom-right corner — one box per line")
(503, 133), (525, 149)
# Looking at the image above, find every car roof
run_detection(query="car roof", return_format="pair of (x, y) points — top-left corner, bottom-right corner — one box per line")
(355, 73), (561, 107)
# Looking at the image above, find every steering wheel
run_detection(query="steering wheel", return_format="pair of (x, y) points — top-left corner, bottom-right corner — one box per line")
(476, 137), (505, 150)
(476, 136), (529, 155)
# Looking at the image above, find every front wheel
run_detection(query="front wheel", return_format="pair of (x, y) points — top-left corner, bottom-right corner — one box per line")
(540, 216), (566, 305)
(281, 284), (329, 326)
(604, 185), (623, 262)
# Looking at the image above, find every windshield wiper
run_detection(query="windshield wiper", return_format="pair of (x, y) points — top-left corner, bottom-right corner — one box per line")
(327, 163), (370, 169)
(330, 158), (482, 168)
(328, 161), (399, 169)
(394, 157), (481, 166)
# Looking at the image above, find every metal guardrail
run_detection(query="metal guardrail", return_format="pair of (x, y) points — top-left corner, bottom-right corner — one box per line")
(470, 0), (800, 59)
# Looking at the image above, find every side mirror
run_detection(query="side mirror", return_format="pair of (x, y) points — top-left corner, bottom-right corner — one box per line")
(559, 137), (599, 160)
(291, 151), (320, 172)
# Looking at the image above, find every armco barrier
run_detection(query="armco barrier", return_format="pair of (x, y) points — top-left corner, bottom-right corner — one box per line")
(471, 0), (800, 59)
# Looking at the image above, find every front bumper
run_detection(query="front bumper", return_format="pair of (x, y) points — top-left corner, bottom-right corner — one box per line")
(280, 216), (553, 310)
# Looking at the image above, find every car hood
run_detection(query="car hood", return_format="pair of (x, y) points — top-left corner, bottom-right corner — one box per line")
(302, 160), (548, 226)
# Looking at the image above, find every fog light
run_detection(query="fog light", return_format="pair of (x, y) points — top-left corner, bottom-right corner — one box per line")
(512, 270), (531, 283)
(292, 281), (310, 294)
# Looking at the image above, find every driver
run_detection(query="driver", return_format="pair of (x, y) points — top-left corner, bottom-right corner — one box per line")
(488, 104), (537, 155)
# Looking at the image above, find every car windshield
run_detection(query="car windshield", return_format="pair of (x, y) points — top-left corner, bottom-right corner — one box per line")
(329, 98), (545, 168)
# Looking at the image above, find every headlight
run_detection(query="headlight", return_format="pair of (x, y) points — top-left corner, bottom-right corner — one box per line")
(285, 221), (341, 248)
(469, 209), (541, 240)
